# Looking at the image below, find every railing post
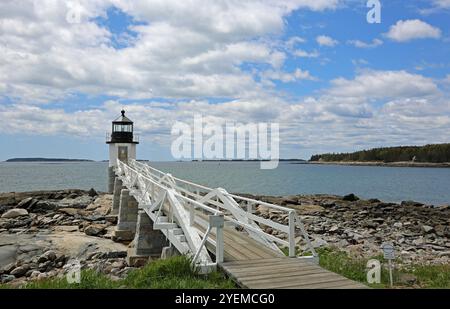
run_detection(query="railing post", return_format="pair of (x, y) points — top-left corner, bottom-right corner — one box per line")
(151, 182), (155, 202)
(210, 214), (224, 264)
(288, 211), (296, 257)
(294, 213), (318, 259)
(189, 202), (195, 226)
(246, 202), (254, 224)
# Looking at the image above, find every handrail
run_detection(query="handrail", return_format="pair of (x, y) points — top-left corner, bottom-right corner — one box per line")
(119, 160), (222, 216)
(128, 159), (318, 258)
(116, 159), (225, 269)
(130, 159), (294, 213)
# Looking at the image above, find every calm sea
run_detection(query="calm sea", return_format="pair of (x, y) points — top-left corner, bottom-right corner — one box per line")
(0, 161), (449, 206)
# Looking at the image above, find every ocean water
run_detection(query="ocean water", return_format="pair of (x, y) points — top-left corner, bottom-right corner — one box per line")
(0, 161), (449, 206)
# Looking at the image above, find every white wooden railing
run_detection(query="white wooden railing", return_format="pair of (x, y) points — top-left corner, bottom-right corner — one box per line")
(116, 160), (225, 272)
(127, 159), (318, 260)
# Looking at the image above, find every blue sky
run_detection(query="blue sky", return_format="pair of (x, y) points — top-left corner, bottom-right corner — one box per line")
(0, 0), (449, 161)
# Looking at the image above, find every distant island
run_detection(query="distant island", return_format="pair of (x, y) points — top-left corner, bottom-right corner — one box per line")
(5, 158), (94, 162)
(309, 143), (450, 167)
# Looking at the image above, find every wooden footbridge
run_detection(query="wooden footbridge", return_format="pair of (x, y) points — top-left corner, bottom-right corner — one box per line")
(114, 159), (366, 289)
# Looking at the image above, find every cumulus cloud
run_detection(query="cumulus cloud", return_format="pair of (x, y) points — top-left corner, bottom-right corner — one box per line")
(328, 70), (439, 99)
(1, 69), (448, 159)
(261, 68), (317, 82)
(0, 0), (341, 103)
(348, 38), (383, 49)
(1, 0), (449, 159)
(433, 0), (450, 8)
(293, 49), (320, 58)
(316, 35), (339, 47)
(385, 19), (441, 42)
(286, 36), (306, 49)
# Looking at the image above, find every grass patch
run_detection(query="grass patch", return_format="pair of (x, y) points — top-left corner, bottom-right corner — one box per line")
(316, 247), (450, 289)
(404, 264), (450, 289)
(122, 255), (235, 289)
(7, 255), (235, 289)
(24, 269), (119, 289)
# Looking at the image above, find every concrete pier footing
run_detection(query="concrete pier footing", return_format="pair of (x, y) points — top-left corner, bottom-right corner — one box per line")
(107, 166), (115, 194)
(126, 210), (168, 266)
(113, 189), (138, 241)
(111, 178), (123, 215)
(161, 246), (180, 260)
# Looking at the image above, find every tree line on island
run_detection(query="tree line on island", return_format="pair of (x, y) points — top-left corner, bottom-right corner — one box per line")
(5, 158), (94, 162)
(310, 143), (450, 163)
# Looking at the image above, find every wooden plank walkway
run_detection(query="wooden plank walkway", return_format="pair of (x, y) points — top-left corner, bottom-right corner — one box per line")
(201, 225), (283, 261)
(194, 211), (366, 289)
(194, 211), (283, 261)
(219, 257), (368, 289)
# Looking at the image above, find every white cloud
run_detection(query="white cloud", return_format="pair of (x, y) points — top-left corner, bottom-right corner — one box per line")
(328, 70), (439, 99)
(419, 0), (450, 14)
(293, 49), (320, 58)
(351, 59), (369, 66)
(261, 68), (317, 82)
(1, 1), (449, 159)
(348, 38), (383, 48)
(385, 19), (441, 42)
(1, 85), (449, 160)
(2, 69), (447, 159)
(316, 35), (338, 47)
(286, 36), (306, 49)
(432, 0), (450, 8)
(0, 0), (341, 103)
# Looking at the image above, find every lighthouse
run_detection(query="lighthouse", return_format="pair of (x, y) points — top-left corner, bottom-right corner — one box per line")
(106, 110), (139, 193)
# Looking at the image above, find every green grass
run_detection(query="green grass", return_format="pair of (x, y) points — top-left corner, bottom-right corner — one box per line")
(404, 264), (450, 289)
(122, 255), (235, 289)
(316, 247), (450, 289)
(6, 255), (236, 289)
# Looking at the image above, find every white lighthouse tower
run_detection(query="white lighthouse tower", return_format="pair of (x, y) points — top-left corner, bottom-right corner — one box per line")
(106, 110), (139, 193)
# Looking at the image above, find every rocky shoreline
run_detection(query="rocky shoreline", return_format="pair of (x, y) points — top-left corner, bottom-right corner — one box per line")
(1, 189), (449, 286)
(243, 193), (450, 266)
(0, 189), (131, 286)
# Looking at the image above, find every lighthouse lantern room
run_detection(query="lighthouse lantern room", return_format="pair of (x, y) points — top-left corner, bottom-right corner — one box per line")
(106, 110), (139, 192)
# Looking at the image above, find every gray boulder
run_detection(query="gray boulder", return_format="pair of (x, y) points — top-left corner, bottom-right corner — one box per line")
(42, 250), (57, 261)
(422, 225), (434, 234)
(84, 224), (107, 236)
(1, 274), (15, 283)
(343, 194), (359, 202)
(2, 263), (16, 274)
(10, 265), (30, 277)
(401, 200), (424, 207)
(58, 195), (94, 209)
(311, 237), (329, 249)
(1, 208), (29, 218)
(88, 188), (98, 197)
(398, 273), (417, 286)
